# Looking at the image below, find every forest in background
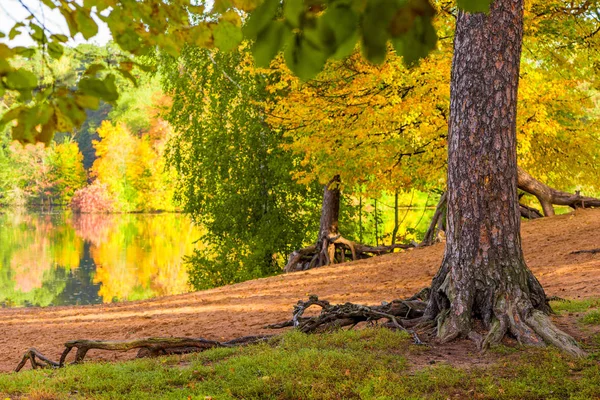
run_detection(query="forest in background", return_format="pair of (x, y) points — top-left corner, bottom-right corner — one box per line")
(1, 1), (600, 291)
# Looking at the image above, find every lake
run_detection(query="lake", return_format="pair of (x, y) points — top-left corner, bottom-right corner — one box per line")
(0, 205), (434, 308)
(0, 210), (201, 308)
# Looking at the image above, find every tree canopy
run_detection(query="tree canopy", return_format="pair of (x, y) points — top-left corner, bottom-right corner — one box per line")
(0, 0), (500, 142)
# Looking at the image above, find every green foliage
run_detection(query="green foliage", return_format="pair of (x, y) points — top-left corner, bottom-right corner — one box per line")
(161, 46), (322, 289)
(582, 310), (600, 325)
(2, 327), (600, 400)
(47, 140), (88, 204)
(0, 0), (498, 141)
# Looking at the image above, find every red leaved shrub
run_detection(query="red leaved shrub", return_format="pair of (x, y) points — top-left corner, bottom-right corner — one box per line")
(70, 182), (114, 213)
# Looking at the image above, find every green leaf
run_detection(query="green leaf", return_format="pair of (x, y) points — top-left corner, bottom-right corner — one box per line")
(361, 0), (397, 64)
(41, 0), (57, 10)
(243, 0), (280, 38)
(284, 33), (327, 80)
(319, 4), (358, 58)
(84, 63), (106, 76)
(4, 69), (37, 90)
(214, 21), (243, 52)
(59, 8), (78, 37)
(284, 0), (304, 28)
(116, 29), (142, 52)
(391, 15), (437, 66)
(75, 9), (98, 40)
(79, 75), (118, 102)
(30, 23), (46, 43)
(9, 23), (25, 40)
(12, 47), (36, 57)
(251, 21), (289, 68)
(48, 41), (64, 59)
(75, 93), (100, 110)
(457, 0), (493, 13)
(50, 34), (69, 43)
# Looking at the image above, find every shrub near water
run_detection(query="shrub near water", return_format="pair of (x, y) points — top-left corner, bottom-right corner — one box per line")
(70, 182), (114, 213)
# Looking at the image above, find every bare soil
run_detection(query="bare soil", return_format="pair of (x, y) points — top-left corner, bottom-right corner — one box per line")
(1, 208), (599, 372)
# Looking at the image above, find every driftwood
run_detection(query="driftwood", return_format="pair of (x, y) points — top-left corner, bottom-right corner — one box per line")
(15, 335), (271, 372)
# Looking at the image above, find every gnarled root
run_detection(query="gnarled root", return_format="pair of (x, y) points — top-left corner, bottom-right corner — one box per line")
(434, 292), (586, 357)
(285, 234), (413, 272)
(15, 348), (60, 372)
(265, 294), (427, 344)
(16, 335), (272, 372)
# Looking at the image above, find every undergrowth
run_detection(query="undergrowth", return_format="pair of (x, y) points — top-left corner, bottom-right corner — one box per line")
(1, 327), (599, 400)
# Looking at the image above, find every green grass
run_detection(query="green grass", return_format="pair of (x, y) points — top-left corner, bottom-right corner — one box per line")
(582, 310), (600, 325)
(550, 298), (600, 314)
(1, 328), (599, 400)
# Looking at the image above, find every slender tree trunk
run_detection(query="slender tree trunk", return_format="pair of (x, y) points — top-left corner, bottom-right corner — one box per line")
(424, 0), (583, 356)
(392, 191), (399, 246)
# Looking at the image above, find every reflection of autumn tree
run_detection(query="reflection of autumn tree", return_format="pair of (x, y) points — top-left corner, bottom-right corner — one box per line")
(88, 214), (199, 302)
(0, 211), (81, 306)
(70, 213), (118, 247)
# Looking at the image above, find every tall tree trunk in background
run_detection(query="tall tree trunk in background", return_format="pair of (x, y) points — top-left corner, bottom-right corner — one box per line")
(318, 175), (341, 240)
(284, 175), (411, 272)
(424, 0), (583, 355)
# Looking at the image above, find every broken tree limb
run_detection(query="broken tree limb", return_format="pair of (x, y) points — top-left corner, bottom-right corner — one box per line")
(518, 167), (600, 217)
(15, 349), (60, 372)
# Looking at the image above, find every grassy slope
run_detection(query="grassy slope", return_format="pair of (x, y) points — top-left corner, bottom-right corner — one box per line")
(1, 300), (600, 400)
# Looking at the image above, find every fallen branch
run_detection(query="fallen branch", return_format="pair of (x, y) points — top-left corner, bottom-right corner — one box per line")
(570, 248), (600, 255)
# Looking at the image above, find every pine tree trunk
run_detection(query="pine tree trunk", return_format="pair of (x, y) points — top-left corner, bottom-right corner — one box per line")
(424, 0), (583, 356)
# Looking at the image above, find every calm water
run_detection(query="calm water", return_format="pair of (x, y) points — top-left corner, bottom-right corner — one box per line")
(0, 209), (201, 308)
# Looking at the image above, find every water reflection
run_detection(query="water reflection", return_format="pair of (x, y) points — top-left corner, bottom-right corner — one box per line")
(0, 210), (200, 307)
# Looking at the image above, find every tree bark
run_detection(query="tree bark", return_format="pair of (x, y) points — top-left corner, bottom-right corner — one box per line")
(424, 0), (583, 356)
(318, 175), (341, 240)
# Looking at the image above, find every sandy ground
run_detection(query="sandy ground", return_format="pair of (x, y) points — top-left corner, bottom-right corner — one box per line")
(1, 208), (599, 372)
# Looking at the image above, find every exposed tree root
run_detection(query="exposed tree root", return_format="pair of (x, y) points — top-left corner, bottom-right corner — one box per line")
(15, 287), (585, 372)
(15, 349), (60, 372)
(284, 234), (413, 272)
(265, 294), (427, 344)
(15, 335), (272, 372)
(518, 167), (600, 217)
